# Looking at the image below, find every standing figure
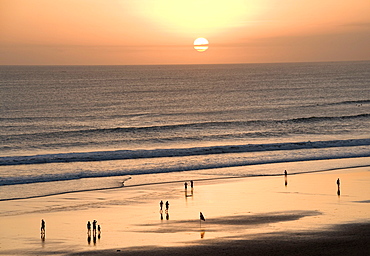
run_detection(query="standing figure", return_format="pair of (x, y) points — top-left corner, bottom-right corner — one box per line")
(87, 221), (91, 234)
(184, 182), (188, 190)
(165, 201), (169, 210)
(159, 200), (163, 210)
(284, 170), (288, 186)
(190, 180), (194, 189)
(200, 212), (205, 221)
(337, 178), (341, 196)
(92, 220), (97, 235)
(41, 219), (45, 234)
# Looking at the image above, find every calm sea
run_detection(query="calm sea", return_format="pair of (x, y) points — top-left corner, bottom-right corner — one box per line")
(1, 62), (370, 200)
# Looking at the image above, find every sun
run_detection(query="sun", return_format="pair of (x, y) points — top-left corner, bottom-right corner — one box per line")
(194, 37), (209, 52)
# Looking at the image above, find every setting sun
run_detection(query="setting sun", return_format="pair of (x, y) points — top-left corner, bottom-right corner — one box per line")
(194, 38), (209, 52)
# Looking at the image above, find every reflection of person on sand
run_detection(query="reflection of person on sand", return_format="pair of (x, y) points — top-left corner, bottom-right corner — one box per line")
(200, 231), (205, 239)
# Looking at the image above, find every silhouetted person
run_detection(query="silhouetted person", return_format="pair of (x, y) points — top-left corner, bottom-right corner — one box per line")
(200, 212), (205, 221)
(98, 225), (101, 235)
(165, 201), (169, 210)
(337, 178), (341, 196)
(41, 219), (45, 234)
(87, 221), (91, 234)
(159, 200), (163, 210)
(92, 220), (97, 235)
(190, 180), (194, 189)
(184, 182), (188, 190)
(284, 171), (288, 186)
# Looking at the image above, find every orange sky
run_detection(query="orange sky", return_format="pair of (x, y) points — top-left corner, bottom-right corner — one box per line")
(1, 0), (369, 65)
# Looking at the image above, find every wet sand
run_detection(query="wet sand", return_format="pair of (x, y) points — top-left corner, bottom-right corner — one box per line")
(0, 159), (369, 255)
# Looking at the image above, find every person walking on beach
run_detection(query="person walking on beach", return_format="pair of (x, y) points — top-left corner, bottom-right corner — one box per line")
(190, 180), (193, 189)
(165, 201), (169, 210)
(184, 182), (188, 190)
(159, 200), (163, 210)
(41, 219), (45, 234)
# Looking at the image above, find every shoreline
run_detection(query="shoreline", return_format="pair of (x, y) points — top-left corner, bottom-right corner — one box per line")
(1, 159), (369, 255)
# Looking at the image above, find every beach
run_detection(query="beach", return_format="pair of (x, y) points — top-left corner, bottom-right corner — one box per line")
(1, 158), (369, 256)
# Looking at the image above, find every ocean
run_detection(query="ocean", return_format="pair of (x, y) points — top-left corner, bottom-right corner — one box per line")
(1, 61), (369, 201)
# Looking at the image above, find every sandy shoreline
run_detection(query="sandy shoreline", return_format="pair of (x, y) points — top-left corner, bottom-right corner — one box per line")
(1, 158), (369, 255)
(69, 222), (370, 256)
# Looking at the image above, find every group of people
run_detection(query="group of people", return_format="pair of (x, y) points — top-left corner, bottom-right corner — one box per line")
(87, 220), (101, 236)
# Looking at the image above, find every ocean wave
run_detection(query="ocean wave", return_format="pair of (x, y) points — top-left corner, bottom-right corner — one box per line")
(1, 138), (370, 167)
(1, 113), (369, 139)
(1, 150), (370, 187)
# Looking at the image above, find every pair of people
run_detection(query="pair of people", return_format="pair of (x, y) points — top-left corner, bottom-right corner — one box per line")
(87, 220), (101, 235)
(184, 180), (194, 189)
(159, 200), (170, 211)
